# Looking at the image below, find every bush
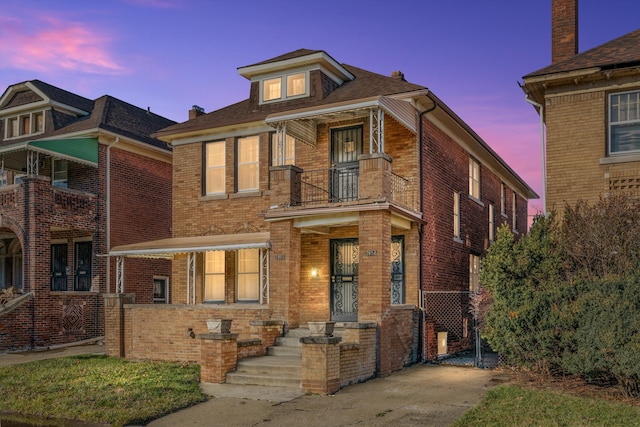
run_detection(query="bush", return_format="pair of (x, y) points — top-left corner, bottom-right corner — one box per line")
(481, 197), (640, 396)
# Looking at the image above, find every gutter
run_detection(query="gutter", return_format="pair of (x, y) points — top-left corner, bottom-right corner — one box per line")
(105, 137), (120, 293)
(524, 96), (547, 216)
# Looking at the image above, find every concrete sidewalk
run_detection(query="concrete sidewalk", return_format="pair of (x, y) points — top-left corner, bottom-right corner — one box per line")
(0, 343), (106, 367)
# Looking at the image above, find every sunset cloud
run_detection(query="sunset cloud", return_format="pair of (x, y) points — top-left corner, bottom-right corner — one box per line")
(0, 13), (125, 75)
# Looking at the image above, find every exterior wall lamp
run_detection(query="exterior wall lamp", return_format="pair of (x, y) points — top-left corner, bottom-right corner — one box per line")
(311, 267), (320, 278)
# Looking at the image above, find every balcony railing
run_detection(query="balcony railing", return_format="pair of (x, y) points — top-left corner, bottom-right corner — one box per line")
(297, 166), (416, 210)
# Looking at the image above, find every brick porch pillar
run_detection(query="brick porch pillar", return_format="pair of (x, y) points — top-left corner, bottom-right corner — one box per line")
(358, 210), (391, 324)
(301, 336), (342, 394)
(103, 293), (135, 357)
(199, 333), (239, 383)
(358, 152), (392, 201)
(269, 165), (302, 208)
(268, 220), (301, 327)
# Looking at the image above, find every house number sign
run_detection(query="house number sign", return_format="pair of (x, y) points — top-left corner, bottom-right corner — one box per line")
(365, 250), (377, 256)
(275, 254), (286, 260)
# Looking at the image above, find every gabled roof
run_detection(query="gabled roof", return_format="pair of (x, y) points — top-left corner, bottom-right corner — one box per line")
(155, 63), (424, 139)
(239, 48), (325, 68)
(29, 79), (95, 112)
(524, 29), (640, 79)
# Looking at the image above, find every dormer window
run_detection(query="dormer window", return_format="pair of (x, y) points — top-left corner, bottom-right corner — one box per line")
(261, 72), (307, 103)
(5, 111), (45, 139)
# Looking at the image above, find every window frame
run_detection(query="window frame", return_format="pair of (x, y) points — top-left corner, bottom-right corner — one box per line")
(469, 254), (480, 293)
(488, 203), (495, 242)
(260, 71), (308, 104)
(52, 158), (68, 188)
(453, 192), (461, 241)
(500, 183), (506, 215)
(236, 248), (260, 302)
(4, 111), (45, 139)
(608, 89), (640, 155)
(468, 157), (481, 200)
(271, 133), (295, 166)
(153, 276), (169, 303)
(236, 135), (260, 192)
(204, 251), (225, 303)
(512, 192), (518, 232)
(204, 140), (226, 195)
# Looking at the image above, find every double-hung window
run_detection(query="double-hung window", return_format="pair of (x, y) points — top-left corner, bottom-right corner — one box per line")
(469, 254), (480, 293)
(488, 203), (495, 242)
(500, 183), (506, 215)
(512, 192), (518, 232)
(52, 159), (68, 188)
(153, 277), (169, 303)
(237, 249), (259, 302)
(609, 90), (640, 155)
(205, 141), (225, 195)
(204, 251), (225, 302)
(469, 158), (481, 200)
(237, 136), (259, 192)
(453, 192), (461, 240)
(271, 133), (295, 166)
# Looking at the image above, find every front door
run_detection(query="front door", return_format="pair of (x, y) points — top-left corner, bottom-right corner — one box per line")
(74, 241), (92, 291)
(330, 238), (359, 322)
(51, 243), (68, 291)
(330, 126), (362, 202)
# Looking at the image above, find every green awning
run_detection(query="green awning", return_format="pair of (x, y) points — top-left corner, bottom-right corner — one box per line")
(0, 138), (98, 168)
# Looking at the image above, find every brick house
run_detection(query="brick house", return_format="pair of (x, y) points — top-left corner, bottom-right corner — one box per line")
(0, 80), (174, 351)
(521, 0), (640, 214)
(107, 50), (536, 391)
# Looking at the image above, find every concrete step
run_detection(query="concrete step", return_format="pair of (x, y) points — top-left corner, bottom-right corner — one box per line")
(275, 336), (303, 347)
(235, 356), (301, 376)
(225, 372), (302, 388)
(267, 346), (302, 357)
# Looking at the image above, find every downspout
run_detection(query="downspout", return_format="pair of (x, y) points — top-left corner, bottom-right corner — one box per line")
(524, 96), (546, 216)
(105, 137), (120, 293)
(418, 96), (437, 362)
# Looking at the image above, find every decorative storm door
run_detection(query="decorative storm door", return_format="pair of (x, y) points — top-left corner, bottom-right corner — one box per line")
(74, 241), (92, 291)
(390, 236), (405, 304)
(330, 126), (362, 202)
(330, 239), (359, 322)
(51, 243), (68, 291)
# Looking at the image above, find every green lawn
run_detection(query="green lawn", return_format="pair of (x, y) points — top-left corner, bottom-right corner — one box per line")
(453, 384), (640, 427)
(0, 355), (207, 426)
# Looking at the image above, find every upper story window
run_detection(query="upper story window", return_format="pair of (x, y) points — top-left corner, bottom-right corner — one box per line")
(4, 111), (44, 139)
(500, 183), (506, 215)
(609, 90), (640, 155)
(237, 135), (259, 192)
(453, 192), (461, 240)
(205, 141), (225, 195)
(52, 159), (68, 188)
(512, 192), (518, 232)
(469, 158), (481, 200)
(488, 203), (495, 242)
(261, 72), (307, 103)
(271, 133), (295, 166)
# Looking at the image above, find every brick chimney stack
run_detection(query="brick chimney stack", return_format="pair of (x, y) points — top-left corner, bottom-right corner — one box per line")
(552, 0), (578, 63)
(189, 105), (205, 120)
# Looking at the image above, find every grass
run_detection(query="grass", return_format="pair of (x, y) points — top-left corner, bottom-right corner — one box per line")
(0, 355), (208, 426)
(453, 384), (640, 427)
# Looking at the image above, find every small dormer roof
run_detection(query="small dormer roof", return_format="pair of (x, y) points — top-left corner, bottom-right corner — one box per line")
(237, 49), (355, 83)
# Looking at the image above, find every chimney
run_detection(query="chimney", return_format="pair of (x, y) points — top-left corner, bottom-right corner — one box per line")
(189, 105), (205, 120)
(391, 70), (406, 81)
(551, 0), (578, 63)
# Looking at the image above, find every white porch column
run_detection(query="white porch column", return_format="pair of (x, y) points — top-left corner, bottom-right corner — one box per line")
(187, 252), (196, 305)
(115, 256), (124, 293)
(369, 108), (384, 154)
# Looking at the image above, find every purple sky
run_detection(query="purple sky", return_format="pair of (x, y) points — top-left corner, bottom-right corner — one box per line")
(1, 0), (639, 220)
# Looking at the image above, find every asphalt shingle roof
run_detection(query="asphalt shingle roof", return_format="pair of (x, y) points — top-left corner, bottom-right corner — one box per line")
(524, 28), (640, 78)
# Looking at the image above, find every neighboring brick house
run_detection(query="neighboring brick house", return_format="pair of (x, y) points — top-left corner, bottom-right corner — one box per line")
(0, 80), (174, 351)
(108, 49), (536, 387)
(521, 0), (640, 214)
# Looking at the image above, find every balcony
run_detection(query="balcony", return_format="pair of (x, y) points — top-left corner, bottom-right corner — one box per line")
(269, 153), (419, 212)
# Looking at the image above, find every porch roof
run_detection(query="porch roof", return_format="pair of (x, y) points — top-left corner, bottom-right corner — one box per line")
(108, 232), (271, 259)
(0, 138), (99, 168)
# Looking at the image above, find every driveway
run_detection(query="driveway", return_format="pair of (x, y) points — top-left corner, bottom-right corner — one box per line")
(147, 364), (509, 427)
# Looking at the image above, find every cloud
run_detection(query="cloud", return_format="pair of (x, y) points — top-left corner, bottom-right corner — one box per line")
(122, 0), (183, 8)
(0, 13), (125, 75)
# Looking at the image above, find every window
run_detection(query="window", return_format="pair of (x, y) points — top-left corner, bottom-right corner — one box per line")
(237, 136), (259, 192)
(237, 249), (259, 301)
(4, 111), (45, 139)
(453, 192), (461, 240)
(261, 72), (307, 103)
(512, 192), (518, 232)
(0, 169), (6, 187)
(263, 78), (281, 101)
(469, 158), (480, 200)
(205, 141), (225, 194)
(271, 133), (295, 166)
(469, 254), (480, 293)
(609, 90), (640, 154)
(204, 251), (225, 302)
(52, 159), (68, 188)
(153, 277), (169, 303)
(390, 236), (405, 304)
(287, 73), (306, 97)
(488, 203), (495, 242)
(500, 183), (506, 215)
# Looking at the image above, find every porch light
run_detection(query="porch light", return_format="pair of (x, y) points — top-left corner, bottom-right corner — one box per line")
(311, 267), (320, 278)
